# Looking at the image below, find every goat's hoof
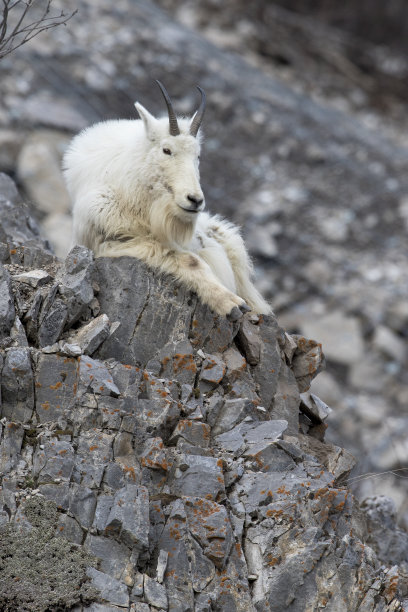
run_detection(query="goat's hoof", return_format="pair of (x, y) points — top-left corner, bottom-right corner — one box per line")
(239, 303), (251, 313)
(227, 306), (243, 322)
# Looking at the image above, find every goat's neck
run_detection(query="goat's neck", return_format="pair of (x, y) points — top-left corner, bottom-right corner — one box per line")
(149, 199), (196, 250)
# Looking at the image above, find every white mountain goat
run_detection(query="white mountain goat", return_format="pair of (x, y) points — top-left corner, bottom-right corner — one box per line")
(63, 81), (272, 320)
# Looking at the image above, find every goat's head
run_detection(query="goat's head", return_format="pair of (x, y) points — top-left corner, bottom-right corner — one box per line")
(134, 81), (206, 226)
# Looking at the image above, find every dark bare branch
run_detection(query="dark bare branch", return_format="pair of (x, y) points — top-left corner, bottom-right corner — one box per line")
(0, 0), (77, 60)
(0, 1), (9, 43)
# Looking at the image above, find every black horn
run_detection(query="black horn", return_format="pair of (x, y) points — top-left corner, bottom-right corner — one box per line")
(190, 86), (206, 137)
(156, 80), (180, 136)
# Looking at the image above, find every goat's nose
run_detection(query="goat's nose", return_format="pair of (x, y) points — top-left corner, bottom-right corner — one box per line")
(187, 194), (204, 209)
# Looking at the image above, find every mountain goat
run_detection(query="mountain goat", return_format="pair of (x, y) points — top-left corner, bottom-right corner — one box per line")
(63, 81), (272, 320)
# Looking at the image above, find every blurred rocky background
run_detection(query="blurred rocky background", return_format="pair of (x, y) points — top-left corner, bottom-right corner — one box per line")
(1, 0), (407, 531)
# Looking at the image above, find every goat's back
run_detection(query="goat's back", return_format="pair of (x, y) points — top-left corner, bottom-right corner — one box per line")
(63, 119), (146, 202)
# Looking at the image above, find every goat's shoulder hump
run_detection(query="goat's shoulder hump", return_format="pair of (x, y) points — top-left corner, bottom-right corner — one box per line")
(81, 118), (142, 140)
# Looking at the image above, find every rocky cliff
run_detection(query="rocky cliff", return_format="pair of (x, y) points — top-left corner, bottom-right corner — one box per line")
(0, 173), (407, 611)
(1, 0), (408, 526)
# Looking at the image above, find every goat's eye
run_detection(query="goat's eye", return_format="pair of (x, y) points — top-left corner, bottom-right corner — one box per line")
(163, 148), (172, 156)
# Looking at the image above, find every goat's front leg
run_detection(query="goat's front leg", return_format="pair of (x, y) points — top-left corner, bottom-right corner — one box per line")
(204, 217), (273, 315)
(98, 239), (250, 320)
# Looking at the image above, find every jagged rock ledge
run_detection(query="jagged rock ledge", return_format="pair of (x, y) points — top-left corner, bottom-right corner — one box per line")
(0, 172), (407, 611)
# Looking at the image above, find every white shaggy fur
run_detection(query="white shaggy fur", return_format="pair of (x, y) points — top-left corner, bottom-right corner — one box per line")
(63, 96), (272, 318)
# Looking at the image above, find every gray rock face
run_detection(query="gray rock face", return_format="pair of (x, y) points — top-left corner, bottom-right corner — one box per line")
(58, 245), (95, 328)
(2, 0), (408, 534)
(0, 175), (406, 611)
(143, 574), (168, 609)
(105, 485), (149, 552)
(0, 173), (46, 249)
(1, 347), (34, 423)
(67, 314), (111, 355)
(0, 265), (15, 339)
(86, 567), (130, 608)
(361, 496), (408, 566)
(93, 257), (237, 368)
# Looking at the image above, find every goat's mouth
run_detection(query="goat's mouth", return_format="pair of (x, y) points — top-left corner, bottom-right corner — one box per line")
(178, 205), (203, 214)
(181, 208), (199, 213)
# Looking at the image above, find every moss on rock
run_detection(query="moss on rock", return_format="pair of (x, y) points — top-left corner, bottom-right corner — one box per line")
(0, 496), (97, 611)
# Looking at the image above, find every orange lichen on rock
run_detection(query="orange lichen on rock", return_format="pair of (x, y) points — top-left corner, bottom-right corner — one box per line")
(49, 381), (62, 390)
(384, 571), (399, 602)
(173, 353), (197, 374)
(123, 465), (137, 481)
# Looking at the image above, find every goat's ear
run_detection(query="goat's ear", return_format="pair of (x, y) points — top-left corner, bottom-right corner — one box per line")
(134, 102), (158, 141)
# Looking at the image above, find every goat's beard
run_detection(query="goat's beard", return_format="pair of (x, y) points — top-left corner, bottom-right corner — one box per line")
(149, 197), (196, 249)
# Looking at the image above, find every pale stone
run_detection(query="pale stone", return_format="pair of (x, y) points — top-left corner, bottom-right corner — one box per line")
(300, 311), (364, 364)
